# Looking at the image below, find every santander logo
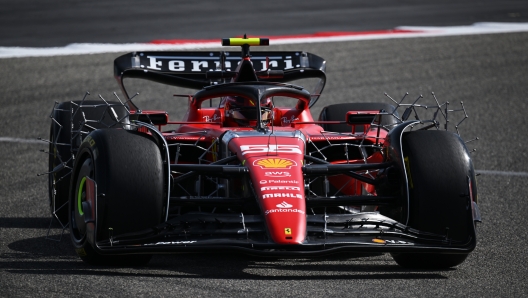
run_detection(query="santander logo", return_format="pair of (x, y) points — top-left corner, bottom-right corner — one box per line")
(276, 201), (293, 208)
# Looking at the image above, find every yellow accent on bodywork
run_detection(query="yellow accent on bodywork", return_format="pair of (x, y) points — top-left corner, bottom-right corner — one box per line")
(225, 38), (265, 46)
(256, 158), (293, 169)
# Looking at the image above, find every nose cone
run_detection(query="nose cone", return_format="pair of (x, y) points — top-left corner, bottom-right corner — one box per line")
(229, 136), (307, 245)
(265, 204), (306, 244)
(247, 156), (307, 245)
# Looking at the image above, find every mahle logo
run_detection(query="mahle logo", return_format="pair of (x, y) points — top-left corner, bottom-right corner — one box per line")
(254, 158), (297, 169)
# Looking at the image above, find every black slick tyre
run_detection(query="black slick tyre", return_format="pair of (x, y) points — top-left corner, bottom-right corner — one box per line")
(49, 101), (127, 225)
(318, 102), (398, 133)
(69, 128), (164, 266)
(391, 130), (477, 269)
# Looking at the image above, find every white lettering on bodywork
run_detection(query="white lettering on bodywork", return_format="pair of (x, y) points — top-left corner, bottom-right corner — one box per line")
(240, 144), (301, 155)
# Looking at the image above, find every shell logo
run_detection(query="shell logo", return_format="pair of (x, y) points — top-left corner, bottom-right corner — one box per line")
(253, 158), (297, 169)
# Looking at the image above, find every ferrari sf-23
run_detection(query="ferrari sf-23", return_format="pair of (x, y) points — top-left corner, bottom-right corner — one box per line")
(45, 37), (481, 268)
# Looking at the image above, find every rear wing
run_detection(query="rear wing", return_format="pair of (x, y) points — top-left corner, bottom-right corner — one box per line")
(113, 50), (326, 107)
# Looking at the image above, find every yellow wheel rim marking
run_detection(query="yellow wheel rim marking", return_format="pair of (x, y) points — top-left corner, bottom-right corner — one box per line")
(77, 177), (86, 216)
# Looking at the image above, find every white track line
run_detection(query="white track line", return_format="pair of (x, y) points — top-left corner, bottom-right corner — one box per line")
(475, 170), (528, 177)
(1, 22), (528, 59)
(0, 137), (46, 144)
(2, 136), (526, 177)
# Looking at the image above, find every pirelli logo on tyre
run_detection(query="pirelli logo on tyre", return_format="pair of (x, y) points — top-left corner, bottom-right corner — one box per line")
(85, 136), (95, 147)
(253, 158), (297, 169)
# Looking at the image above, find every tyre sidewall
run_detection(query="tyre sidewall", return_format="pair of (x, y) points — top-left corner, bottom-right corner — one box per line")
(69, 128), (164, 265)
(402, 130), (475, 242)
(71, 128), (165, 244)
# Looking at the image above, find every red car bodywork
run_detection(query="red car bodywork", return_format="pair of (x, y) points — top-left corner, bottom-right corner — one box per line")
(67, 38), (478, 257)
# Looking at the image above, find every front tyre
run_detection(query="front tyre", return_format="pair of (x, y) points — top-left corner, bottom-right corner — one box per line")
(69, 129), (165, 266)
(391, 130), (478, 269)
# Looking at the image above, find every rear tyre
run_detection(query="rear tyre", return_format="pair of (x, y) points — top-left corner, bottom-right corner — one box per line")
(318, 102), (398, 132)
(69, 129), (164, 266)
(391, 130), (477, 269)
(49, 101), (127, 225)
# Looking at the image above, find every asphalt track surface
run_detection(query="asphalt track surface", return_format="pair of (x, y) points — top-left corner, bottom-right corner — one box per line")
(2, 0), (528, 47)
(2, 2), (528, 297)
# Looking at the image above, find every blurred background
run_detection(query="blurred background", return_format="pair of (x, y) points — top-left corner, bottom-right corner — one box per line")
(1, 0), (527, 47)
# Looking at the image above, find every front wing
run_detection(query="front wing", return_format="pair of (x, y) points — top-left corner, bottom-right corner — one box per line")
(85, 176), (476, 256)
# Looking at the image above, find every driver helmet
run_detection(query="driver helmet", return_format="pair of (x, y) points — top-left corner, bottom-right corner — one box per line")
(224, 96), (273, 126)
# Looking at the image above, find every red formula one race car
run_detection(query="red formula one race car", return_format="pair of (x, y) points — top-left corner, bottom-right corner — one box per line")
(46, 37), (480, 268)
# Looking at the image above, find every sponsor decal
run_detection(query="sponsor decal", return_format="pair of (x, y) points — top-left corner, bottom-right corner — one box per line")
(264, 171), (291, 177)
(262, 193), (302, 199)
(265, 208), (305, 216)
(166, 136), (202, 140)
(309, 136), (356, 140)
(260, 179), (299, 184)
(385, 240), (409, 244)
(144, 55), (295, 72)
(276, 201), (293, 208)
(253, 158), (297, 169)
(85, 136), (95, 147)
(371, 239), (410, 244)
(146, 56), (211, 72)
(281, 115), (298, 124)
(144, 240), (197, 246)
(240, 144), (302, 155)
(261, 186), (300, 191)
(203, 114), (221, 122)
(285, 228), (292, 235)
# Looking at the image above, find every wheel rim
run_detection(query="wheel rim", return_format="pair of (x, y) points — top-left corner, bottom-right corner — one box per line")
(77, 177), (86, 216)
(70, 158), (93, 243)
